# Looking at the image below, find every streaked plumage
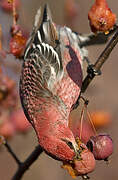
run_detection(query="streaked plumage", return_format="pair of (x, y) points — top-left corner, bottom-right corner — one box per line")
(20, 4), (87, 160)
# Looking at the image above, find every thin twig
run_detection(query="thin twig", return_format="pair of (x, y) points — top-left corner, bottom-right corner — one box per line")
(79, 97), (97, 135)
(80, 24), (118, 47)
(12, 145), (43, 180)
(86, 109), (97, 135)
(4, 141), (21, 166)
(0, 24), (2, 50)
(81, 27), (118, 93)
(12, 0), (17, 26)
(79, 106), (85, 140)
(4, 139), (43, 179)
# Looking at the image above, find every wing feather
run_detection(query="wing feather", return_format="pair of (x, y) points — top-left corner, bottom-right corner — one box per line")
(23, 4), (63, 92)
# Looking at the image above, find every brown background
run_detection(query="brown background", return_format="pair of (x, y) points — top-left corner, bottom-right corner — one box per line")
(0, 0), (118, 179)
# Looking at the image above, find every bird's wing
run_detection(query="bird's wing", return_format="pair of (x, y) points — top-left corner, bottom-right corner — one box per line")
(23, 4), (63, 91)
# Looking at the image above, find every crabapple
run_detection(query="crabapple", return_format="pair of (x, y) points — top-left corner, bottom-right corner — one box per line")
(0, 120), (15, 138)
(88, 0), (116, 33)
(87, 133), (113, 160)
(9, 33), (27, 58)
(90, 111), (111, 129)
(0, 0), (20, 12)
(10, 109), (31, 133)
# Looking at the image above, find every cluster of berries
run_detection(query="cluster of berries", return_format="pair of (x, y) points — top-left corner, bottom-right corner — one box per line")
(0, 70), (30, 139)
(0, 0), (28, 58)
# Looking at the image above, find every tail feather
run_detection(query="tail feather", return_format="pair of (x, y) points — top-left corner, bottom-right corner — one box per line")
(40, 4), (58, 47)
(42, 4), (52, 23)
(33, 3), (58, 47)
(24, 4), (59, 59)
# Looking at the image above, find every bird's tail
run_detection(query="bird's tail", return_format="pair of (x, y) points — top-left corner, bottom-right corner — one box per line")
(24, 4), (59, 59)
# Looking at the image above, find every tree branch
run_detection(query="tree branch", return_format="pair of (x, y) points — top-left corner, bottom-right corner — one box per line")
(72, 27), (118, 110)
(4, 141), (21, 166)
(11, 145), (43, 180)
(81, 27), (118, 93)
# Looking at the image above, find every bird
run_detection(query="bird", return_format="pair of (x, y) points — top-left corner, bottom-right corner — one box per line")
(20, 4), (88, 161)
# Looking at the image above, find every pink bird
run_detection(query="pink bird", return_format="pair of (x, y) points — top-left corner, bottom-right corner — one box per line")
(20, 4), (95, 176)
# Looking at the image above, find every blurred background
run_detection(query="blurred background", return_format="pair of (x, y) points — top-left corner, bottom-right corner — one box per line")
(0, 0), (118, 179)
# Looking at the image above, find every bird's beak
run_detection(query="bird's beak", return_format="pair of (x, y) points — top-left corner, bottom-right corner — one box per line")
(61, 138), (82, 159)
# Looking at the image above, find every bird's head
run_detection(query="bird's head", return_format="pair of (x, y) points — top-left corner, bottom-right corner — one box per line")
(33, 100), (81, 161)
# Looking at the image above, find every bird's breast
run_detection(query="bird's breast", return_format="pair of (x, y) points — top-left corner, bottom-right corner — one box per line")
(55, 45), (83, 111)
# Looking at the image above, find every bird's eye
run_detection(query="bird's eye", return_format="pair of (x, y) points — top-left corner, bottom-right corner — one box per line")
(61, 139), (74, 149)
(66, 141), (74, 149)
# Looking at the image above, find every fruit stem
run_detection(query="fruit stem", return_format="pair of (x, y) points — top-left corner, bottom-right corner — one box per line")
(86, 109), (97, 135)
(12, 0), (17, 26)
(96, 0), (107, 6)
(79, 106), (85, 140)
(80, 96), (97, 135)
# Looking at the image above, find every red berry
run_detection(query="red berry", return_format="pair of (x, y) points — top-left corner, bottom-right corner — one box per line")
(64, 0), (79, 29)
(87, 133), (113, 160)
(74, 148), (96, 175)
(0, 120), (15, 138)
(90, 111), (111, 129)
(9, 33), (27, 58)
(64, 0), (78, 19)
(10, 109), (31, 133)
(0, 0), (20, 12)
(62, 143), (95, 178)
(88, 0), (116, 33)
